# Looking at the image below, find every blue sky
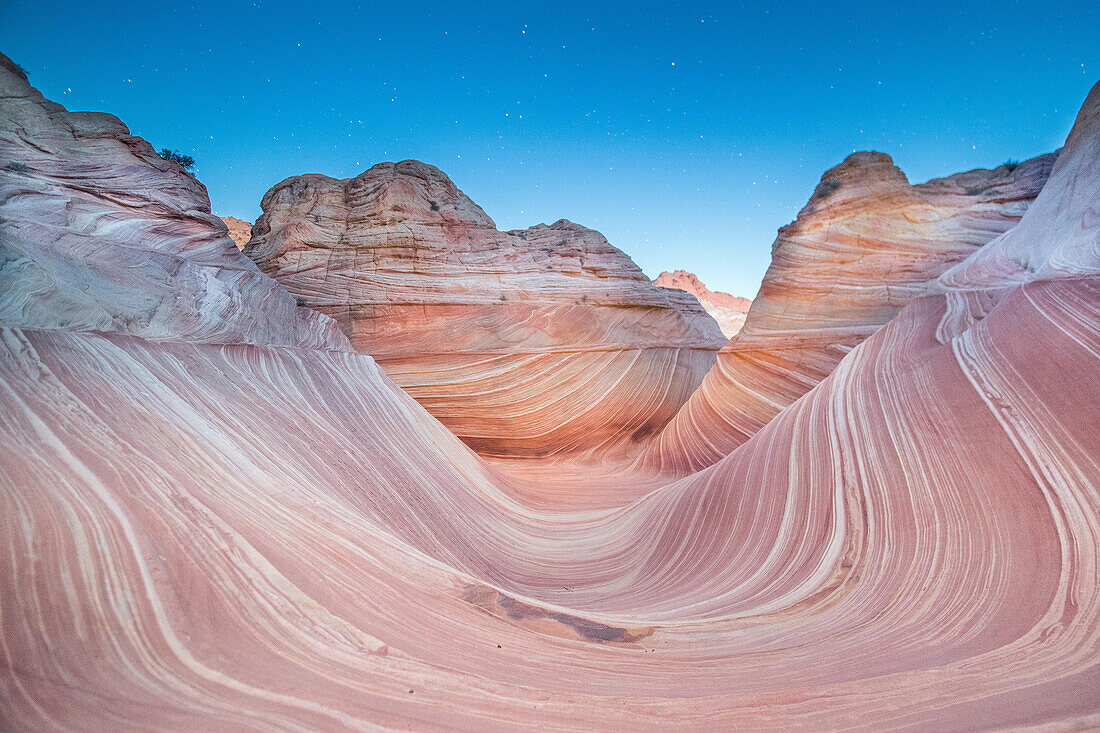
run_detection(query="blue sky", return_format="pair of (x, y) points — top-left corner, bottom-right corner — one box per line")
(2, 1), (1097, 297)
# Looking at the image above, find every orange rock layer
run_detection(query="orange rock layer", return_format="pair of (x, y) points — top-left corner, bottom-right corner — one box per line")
(219, 215), (252, 250)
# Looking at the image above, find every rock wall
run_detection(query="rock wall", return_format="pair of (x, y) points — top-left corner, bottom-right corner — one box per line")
(0, 54), (346, 352)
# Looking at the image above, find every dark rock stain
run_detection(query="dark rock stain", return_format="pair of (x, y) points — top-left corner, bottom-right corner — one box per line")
(463, 585), (652, 644)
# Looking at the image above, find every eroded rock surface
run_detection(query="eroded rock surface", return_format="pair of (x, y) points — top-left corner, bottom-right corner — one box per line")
(243, 161), (725, 457)
(219, 215), (252, 250)
(2, 54), (1099, 731)
(0, 54), (345, 351)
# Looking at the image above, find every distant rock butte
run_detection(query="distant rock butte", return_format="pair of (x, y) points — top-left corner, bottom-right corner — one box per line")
(219, 215), (252, 250)
(653, 269), (751, 338)
(642, 148), (1058, 473)
(244, 161), (726, 458)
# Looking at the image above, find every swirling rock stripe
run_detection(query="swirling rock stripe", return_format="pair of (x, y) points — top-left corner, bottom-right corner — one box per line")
(0, 55), (345, 352)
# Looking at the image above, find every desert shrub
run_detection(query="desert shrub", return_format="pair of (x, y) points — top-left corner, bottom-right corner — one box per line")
(5, 161), (32, 173)
(158, 148), (195, 171)
(1003, 159), (1020, 172)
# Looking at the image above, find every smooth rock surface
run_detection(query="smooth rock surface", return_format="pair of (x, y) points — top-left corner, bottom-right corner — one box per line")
(653, 270), (752, 338)
(243, 161), (726, 458)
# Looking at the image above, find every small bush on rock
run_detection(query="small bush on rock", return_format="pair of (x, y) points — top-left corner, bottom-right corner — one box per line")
(159, 148), (195, 171)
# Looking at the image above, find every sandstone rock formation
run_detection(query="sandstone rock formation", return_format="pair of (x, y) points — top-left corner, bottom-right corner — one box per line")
(243, 162), (726, 458)
(653, 269), (752, 338)
(2, 53), (1099, 731)
(0, 54), (345, 351)
(642, 148), (1058, 473)
(219, 215), (252, 250)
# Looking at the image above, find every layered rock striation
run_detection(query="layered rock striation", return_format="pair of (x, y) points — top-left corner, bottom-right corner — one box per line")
(642, 147), (1058, 472)
(243, 161), (726, 458)
(653, 269), (752, 338)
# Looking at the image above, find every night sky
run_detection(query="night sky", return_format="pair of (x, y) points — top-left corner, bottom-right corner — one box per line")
(2, 1), (1097, 296)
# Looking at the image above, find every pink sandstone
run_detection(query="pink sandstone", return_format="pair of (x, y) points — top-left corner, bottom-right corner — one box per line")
(0, 55), (345, 352)
(641, 147), (1057, 473)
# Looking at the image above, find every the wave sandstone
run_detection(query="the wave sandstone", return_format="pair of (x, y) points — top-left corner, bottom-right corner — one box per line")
(242, 162), (725, 457)
(652, 269), (751, 338)
(642, 147), (1058, 473)
(2, 51), (1099, 731)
